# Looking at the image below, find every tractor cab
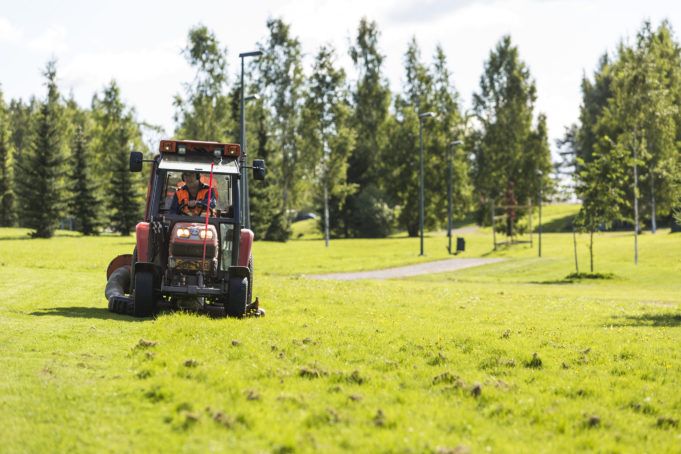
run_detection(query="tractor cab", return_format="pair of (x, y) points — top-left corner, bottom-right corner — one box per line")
(106, 139), (266, 317)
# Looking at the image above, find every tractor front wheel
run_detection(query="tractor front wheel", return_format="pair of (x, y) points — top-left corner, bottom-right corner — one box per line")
(226, 276), (248, 318)
(133, 270), (155, 317)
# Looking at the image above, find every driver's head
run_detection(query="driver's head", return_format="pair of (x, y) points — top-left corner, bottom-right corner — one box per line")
(182, 172), (200, 183)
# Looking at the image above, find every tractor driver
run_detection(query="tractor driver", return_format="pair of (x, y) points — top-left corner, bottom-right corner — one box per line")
(169, 172), (217, 216)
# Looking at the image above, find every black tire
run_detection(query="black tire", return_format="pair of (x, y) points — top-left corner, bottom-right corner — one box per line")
(130, 247), (137, 294)
(247, 254), (254, 305)
(226, 276), (248, 318)
(133, 270), (155, 317)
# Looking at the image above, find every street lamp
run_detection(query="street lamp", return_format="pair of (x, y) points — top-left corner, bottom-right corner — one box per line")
(448, 140), (463, 254)
(242, 94), (260, 229)
(536, 169), (543, 258)
(418, 112), (435, 256)
(239, 50), (264, 229)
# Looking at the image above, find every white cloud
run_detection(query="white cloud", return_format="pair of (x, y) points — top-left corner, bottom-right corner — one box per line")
(62, 44), (186, 86)
(0, 17), (23, 44)
(60, 41), (191, 133)
(28, 25), (67, 53)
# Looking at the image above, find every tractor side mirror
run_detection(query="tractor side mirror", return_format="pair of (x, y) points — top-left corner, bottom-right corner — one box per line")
(129, 151), (143, 172)
(253, 159), (266, 181)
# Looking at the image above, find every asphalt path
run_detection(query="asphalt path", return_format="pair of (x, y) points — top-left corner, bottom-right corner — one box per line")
(303, 257), (505, 281)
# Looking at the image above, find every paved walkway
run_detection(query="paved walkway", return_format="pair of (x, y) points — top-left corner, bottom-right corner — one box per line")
(303, 257), (505, 281)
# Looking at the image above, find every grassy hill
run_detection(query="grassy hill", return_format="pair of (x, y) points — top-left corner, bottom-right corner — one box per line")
(0, 223), (680, 453)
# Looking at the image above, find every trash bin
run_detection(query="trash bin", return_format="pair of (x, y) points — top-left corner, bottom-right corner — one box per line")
(456, 237), (465, 252)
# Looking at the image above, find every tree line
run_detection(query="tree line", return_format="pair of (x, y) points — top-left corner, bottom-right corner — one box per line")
(559, 20), (681, 269)
(0, 62), (146, 237)
(3, 17), (676, 243)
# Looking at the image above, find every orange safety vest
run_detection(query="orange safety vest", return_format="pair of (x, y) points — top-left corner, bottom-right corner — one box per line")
(176, 183), (215, 216)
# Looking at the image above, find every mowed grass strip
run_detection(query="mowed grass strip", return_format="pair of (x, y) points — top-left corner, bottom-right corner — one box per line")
(0, 220), (680, 453)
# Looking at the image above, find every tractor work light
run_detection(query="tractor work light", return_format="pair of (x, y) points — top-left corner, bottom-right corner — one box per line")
(224, 144), (240, 157)
(176, 228), (191, 238)
(160, 140), (174, 152)
(199, 229), (214, 240)
(159, 140), (240, 157)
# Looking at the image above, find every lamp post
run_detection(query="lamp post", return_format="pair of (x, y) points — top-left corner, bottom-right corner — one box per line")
(239, 50), (264, 229)
(536, 169), (543, 258)
(242, 94), (259, 229)
(448, 140), (463, 254)
(418, 112), (435, 256)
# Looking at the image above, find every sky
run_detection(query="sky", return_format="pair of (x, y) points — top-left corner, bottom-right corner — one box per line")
(2, 0), (681, 155)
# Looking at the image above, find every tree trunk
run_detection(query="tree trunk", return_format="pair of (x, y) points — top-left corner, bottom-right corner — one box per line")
(282, 185), (288, 217)
(324, 181), (329, 248)
(650, 166), (656, 234)
(589, 222), (594, 273)
(572, 220), (579, 274)
(633, 139), (639, 265)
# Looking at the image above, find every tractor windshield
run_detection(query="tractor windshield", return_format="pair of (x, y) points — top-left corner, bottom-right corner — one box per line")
(159, 170), (234, 215)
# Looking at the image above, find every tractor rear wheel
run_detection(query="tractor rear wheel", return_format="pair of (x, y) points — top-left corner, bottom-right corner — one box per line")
(226, 276), (248, 318)
(133, 270), (155, 317)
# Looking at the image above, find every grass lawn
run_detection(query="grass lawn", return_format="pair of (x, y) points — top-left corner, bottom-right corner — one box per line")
(1, 208), (680, 453)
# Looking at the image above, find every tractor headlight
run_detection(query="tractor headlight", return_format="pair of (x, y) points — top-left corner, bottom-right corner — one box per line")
(199, 229), (213, 240)
(176, 228), (190, 238)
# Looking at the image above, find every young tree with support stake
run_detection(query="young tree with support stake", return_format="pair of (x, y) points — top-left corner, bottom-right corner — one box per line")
(574, 141), (628, 273)
(572, 21), (681, 246)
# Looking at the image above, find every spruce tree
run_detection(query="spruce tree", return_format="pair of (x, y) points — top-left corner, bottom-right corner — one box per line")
(0, 89), (15, 226)
(108, 125), (141, 235)
(67, 126), (101, 235)
(248, 97), (290, 241)
(92, 81), (144, 235)
(16, 61), (67, 238)
(9, 98), (38, 227)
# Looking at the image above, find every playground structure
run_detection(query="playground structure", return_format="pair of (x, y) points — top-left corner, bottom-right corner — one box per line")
(490, 198), (535, 250)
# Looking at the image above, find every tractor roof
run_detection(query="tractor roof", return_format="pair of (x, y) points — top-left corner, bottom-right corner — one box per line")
(157, 139), (241, 175)
(158, 154), (240, 175)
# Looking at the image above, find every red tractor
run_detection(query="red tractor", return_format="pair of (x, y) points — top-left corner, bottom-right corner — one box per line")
(105, 139), (265, 317)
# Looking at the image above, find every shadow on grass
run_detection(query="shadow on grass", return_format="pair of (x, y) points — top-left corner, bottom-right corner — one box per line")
(30, 306), (146, 321)
(531, 279), (575, 285)
(0, 235), (33, 241)
(609, 313), (681, 327)
(536, 215), (573, 233)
